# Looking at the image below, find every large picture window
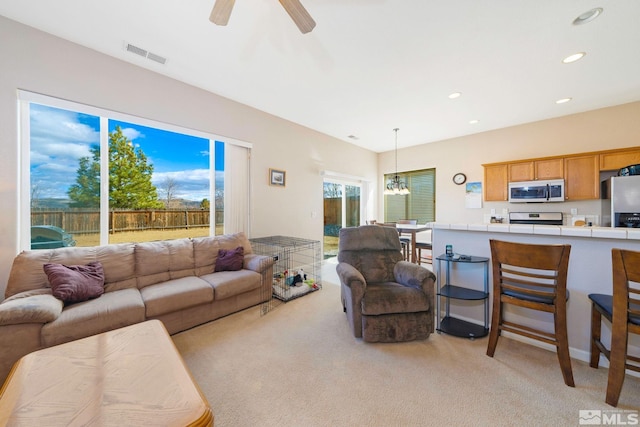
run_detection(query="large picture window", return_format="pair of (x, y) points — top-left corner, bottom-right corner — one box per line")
(20, 91), (249, 250)
(384, 168), (435, 223)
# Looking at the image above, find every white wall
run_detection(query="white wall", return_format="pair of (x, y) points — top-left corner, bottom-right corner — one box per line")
(0, 16), (378, 299)
(378, 101), (640, 224)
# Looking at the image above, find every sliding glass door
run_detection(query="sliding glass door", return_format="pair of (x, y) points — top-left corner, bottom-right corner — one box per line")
(323, 180), (361, 259)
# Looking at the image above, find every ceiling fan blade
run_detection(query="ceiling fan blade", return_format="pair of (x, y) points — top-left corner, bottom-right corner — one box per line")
(210, 0), (235, 26)
(278, 0), (316, 34)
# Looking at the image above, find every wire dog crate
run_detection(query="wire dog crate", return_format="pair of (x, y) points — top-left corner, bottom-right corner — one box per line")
(249, 235), (322, 314)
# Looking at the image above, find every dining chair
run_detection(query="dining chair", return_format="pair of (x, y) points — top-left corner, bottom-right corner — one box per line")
(397, 219), (417, 262)
(415, 229), (432, 265)
(588, 248), (640, 407)
(486, 239), (574, 387)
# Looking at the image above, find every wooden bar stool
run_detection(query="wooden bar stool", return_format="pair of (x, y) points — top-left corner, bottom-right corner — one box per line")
(588, 248), (640, 407)
(416, 241), (432, 265)
(486, 239), (574, 387)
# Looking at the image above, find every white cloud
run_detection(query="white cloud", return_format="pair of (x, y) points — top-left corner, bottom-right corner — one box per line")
(31, 105), (99, 144)
(120, 127), (144, 141)
(153, 169), (211, 201)
(29, 105), (100, 198)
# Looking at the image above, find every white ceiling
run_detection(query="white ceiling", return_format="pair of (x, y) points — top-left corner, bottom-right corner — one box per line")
(1, 0), (640, 153)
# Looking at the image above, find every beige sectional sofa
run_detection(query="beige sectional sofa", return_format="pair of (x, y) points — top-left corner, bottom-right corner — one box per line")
(0, 232), (274, 383)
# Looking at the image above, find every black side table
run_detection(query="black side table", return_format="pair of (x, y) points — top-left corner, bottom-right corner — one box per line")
(435, 254), (489, 339)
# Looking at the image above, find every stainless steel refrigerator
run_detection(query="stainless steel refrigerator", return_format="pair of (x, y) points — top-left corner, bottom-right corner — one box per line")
(601, 175), (640, 227)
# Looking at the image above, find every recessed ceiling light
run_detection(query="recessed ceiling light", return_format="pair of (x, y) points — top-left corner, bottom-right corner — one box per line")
(573, 7), (603, 25)
(562, 52), (586, 64)
(469, 119), (479, 124)
(556, 98), (572, 104)
(448, 92), (462, 99)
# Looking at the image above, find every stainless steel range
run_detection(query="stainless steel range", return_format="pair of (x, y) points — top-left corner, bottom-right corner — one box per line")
(509, 212), (563, 225)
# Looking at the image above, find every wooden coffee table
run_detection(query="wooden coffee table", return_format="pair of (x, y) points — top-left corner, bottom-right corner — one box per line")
(0, 320), (213, 426)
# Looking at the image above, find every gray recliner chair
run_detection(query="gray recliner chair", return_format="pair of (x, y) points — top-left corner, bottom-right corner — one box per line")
(336, 225), (436, 342)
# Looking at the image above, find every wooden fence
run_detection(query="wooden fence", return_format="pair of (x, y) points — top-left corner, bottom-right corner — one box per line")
(31, 209), (223, 235)
(323, 197), (360, 227)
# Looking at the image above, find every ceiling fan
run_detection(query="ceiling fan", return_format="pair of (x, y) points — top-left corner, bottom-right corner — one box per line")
(210, 0), (316, 34)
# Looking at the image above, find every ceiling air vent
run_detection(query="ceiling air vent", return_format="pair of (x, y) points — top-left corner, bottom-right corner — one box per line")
(146, 52), (167, 65)
(125, 42), (167, 65)
(126, 43), (147, 57)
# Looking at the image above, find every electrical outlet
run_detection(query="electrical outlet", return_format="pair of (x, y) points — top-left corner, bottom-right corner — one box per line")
(490, 209), (496, 215)
(571, 208), (578, 215)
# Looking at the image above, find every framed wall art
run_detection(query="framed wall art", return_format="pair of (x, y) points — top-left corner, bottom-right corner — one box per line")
(269, 168), (286, 187)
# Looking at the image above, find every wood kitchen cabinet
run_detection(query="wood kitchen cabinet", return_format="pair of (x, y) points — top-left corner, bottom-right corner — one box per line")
(483, 146), (640, 202)
(535, 158), (565, 180)
(484, 164), (508, 201)
(508, 158), (564, 182)
(508, 161), (534, 182)
(564, 154), (600, 200)
(599, 148), (640, 171)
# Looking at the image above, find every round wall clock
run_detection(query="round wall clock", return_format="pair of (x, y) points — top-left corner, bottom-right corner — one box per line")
(453, 173), (467, 185)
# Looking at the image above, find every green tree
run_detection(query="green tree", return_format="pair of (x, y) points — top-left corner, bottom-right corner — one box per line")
(68, 126), (163, 209)
(67, 145), (101, 208)
(200, 198), (210, 210)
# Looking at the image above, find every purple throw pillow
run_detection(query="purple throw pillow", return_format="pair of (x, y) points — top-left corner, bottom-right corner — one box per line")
(43, 261), (105, 303)
(214, 246), (244, 272)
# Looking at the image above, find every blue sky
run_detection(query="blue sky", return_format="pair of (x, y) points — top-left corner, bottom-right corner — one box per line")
(30, 104), (223, 202)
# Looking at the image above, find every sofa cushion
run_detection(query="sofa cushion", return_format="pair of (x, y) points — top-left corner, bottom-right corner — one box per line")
(5, 244), (137, 299)
(193, 233), (253, 276)
(0, 289), (63, 326)
(96, 243), (137, 292)
(215, 246), (244, 272)
(41, 288), (145, 347)
(43, 262), (105, 303)
(200, 270), (261, 300)
(136, 239), (195, 289)
(140, 276), (214, 317)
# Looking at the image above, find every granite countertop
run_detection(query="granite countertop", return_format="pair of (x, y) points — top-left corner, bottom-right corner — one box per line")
(431, 222), (640, 240)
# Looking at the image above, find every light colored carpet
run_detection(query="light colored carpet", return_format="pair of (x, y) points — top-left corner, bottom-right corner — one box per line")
(172, 262), (640, 427)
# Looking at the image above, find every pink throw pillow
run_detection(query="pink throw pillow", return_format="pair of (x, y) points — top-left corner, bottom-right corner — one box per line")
(214, 246), (244, 272)
(43, 261), (105, 303)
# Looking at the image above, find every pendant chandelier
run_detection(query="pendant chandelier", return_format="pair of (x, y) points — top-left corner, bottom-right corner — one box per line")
(384, 128), (410, 195)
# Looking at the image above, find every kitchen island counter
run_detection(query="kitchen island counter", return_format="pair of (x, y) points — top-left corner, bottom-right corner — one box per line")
(432, 222), (640, 240)
(430, 223), (640, 366)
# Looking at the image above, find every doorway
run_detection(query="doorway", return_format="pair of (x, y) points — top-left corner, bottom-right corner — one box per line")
(323, 180), (361, 259)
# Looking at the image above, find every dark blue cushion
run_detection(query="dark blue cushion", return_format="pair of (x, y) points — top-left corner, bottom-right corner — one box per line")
(589, 293), (613, 317)
(589, 293), (640, 326)
(503, 287), (569, 305)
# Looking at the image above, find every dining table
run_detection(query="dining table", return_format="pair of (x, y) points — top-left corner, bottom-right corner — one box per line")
(395, 223), (431, 263)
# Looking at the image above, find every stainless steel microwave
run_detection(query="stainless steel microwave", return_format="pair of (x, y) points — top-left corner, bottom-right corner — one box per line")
(508, 179), (565, 203)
